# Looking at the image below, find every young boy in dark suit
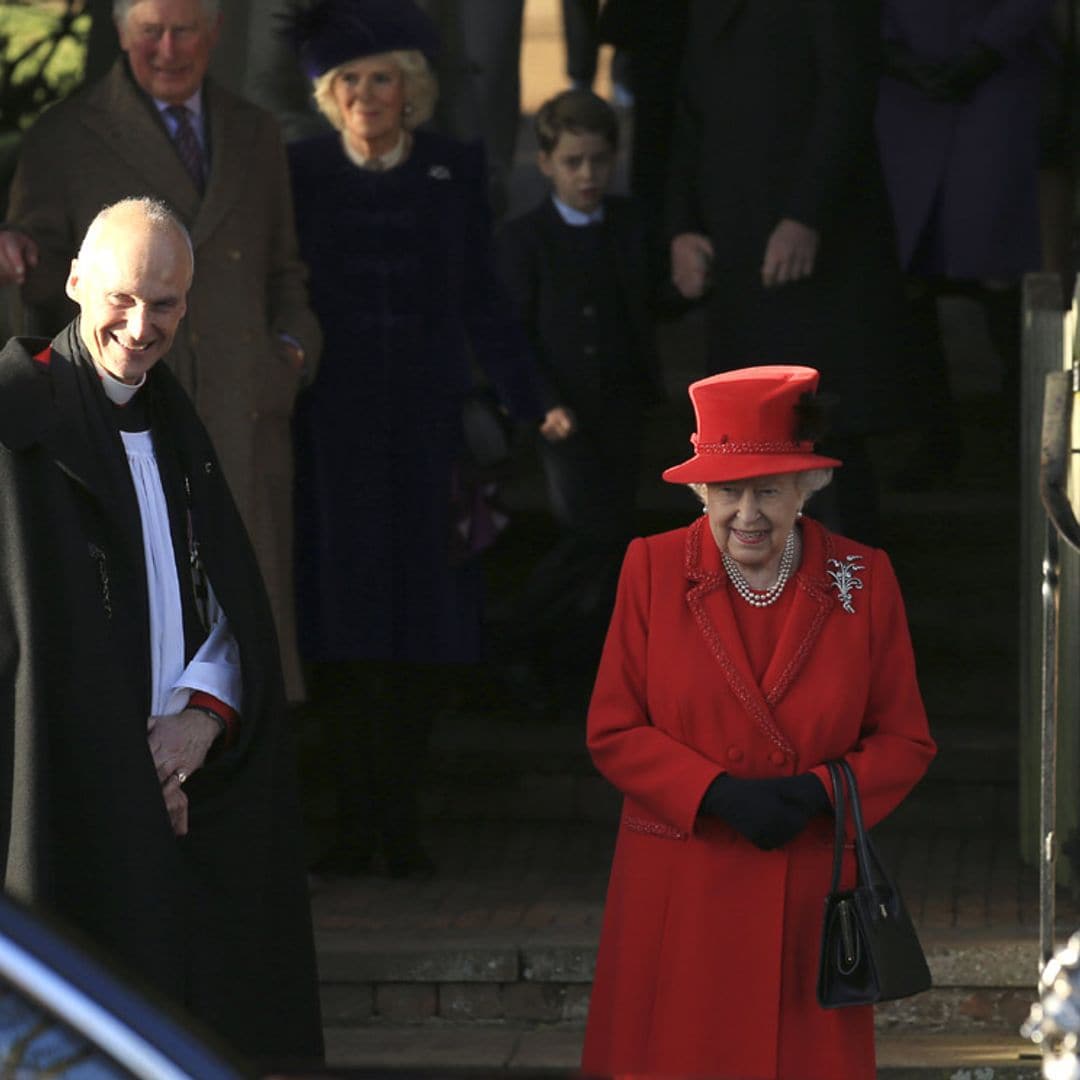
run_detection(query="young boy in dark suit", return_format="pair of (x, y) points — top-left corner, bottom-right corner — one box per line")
(497, 89), (662, 695)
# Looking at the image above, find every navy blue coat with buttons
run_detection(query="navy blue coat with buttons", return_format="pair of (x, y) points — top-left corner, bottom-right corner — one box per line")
(497, 195), (663, 432)
(288, 131), (543, 664)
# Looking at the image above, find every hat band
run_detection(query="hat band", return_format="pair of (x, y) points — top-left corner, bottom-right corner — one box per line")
(692, 438), (814, 454)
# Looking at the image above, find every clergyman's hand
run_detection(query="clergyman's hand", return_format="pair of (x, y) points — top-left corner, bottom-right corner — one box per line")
(162, 775), (189, 837)
(147, 709), (220, 836)
(0, 229), (38, 287)
(761, 219), (819, 288)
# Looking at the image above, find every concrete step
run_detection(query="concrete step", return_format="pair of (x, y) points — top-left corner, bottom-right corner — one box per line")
(323, 1023), (1044, 1077)
(315, 927), (1050, 1039)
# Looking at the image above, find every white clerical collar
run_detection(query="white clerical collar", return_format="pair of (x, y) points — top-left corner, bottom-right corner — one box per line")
(552, 195), (605, 226)
(93, 358), (146, 405)
(341, 130), (411, 171)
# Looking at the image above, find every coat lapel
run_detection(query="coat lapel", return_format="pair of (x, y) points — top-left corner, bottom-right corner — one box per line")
(79, 61), (202, 224)
(685, 516), (848, 752)
(43, 336), (150, 588)
(40, 346), (113, 503)
(192, 81), (258, 248)
(684, 517), (796, 756)
(760, 520), (836, 708)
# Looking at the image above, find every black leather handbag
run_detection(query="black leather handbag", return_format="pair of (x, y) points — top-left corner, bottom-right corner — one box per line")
(816, 759), (931, 1008)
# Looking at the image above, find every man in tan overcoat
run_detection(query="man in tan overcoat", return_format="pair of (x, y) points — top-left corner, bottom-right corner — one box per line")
(0, 0), (320, 697)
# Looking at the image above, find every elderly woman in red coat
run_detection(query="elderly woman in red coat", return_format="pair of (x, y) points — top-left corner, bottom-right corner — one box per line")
(581, 366), (936, 1079)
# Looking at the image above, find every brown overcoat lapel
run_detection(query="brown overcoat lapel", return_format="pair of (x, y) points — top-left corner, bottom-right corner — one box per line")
(78, 61), (201, 222)
(74, 62), (259, 247)
(191, 80), (259, 248)
(684, 515), (837, 754)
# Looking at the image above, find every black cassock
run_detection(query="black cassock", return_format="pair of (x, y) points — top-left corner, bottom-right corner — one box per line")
(0, 322), (322, 1063)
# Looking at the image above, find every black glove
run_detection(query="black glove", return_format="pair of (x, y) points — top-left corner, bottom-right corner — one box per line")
(700, 773), (830, 851)
(938, 42), (1003, 102)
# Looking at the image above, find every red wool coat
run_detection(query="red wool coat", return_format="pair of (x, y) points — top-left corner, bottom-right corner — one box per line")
(582, 516), (936, 1080)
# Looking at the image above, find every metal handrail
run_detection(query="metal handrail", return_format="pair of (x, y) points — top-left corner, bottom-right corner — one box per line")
(1041, 368), (1080, 558)
(1038, 352), (1080, 968)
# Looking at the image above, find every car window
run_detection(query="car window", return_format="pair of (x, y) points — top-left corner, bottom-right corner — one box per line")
(0, 983), (134, 1078)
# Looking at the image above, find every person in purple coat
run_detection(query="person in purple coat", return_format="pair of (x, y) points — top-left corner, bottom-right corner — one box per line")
(285, 0), (545, 877)
(875, 0), (1056, 484)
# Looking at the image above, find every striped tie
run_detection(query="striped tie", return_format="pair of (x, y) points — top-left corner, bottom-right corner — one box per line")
(166, 105), (205, 194)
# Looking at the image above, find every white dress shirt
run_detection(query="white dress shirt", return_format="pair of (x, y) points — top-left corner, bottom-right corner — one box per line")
(551, 194), (605, 227)
(154, 87), (208, 160)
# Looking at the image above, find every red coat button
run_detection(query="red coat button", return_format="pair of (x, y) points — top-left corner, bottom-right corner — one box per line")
(726, 746), (743, 763)
(769, 750), (786, 766)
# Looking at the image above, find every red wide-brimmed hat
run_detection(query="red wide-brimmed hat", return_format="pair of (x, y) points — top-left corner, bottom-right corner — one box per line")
(661, 365), (843, 484)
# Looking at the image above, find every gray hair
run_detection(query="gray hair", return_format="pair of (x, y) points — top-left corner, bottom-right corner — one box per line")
(78, 197), (194, 276)
(794, 468), (834, 497)
(113, 0), (220, 24)
(312, 50), (438, 133)
(690, 468), (834, 507)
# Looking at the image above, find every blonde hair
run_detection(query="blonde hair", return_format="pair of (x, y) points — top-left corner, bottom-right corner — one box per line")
(312, 50), (437, 132)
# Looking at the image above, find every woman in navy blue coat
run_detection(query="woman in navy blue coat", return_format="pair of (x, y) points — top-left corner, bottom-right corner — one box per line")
(286, 0), (543, 876)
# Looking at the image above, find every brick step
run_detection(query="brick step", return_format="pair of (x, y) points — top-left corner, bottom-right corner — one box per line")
(315, 928), (1047, 1035)
(323, 1023), (1043, 1077)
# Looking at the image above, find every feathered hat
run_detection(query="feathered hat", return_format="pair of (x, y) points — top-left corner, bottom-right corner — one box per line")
(661, 366), (842, 484)
(283, 0), (439, 79)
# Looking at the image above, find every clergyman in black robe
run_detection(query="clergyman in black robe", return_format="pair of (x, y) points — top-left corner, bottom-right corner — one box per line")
(0, 197), (322, 1065)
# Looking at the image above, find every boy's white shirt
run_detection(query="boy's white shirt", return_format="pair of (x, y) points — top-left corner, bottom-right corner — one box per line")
(551, 194), (605, 226)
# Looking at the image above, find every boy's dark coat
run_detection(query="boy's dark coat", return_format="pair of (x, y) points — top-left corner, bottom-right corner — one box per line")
(497, 194), (663, 428)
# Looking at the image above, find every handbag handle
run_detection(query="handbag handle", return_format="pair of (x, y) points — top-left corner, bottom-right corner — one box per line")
(825, 761), (847, 895)
(830, 759), (900, 898)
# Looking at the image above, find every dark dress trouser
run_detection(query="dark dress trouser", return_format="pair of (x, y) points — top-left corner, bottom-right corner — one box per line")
(309, 659), (447, 873)
(562, 0), (600, 84)
(512, 424), (640, 673)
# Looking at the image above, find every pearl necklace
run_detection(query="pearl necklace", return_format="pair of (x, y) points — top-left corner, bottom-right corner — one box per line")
(723, 529), (799, 608)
